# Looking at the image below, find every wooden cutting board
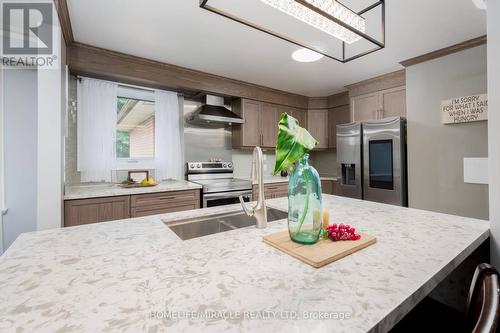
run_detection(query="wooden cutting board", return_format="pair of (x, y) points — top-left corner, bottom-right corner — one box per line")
(263, 231), (377, 268)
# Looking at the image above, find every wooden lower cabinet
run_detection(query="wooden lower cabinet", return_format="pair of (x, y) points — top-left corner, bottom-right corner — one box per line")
(252, 180), (339, 199)
(64, 189), (200, 227)
(321, 180), (333, 194)
(332, 180), (339, 195)
(253, 183), (288, 200)
(64, 196), (130, 227)
(130, 190), (200, 217)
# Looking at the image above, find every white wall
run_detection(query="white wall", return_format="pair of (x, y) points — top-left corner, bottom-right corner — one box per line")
(36, 32), (64, 230)
(0, 65), (4, 254)
(488, 2), (500, 267)
(232, 149), (276, 178)
(310, 151), (337, 178)
(406, 45), (488, 220)
(3, 69), (39, 249)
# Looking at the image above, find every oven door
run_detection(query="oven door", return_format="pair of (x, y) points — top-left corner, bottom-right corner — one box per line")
(203, 190), (253, 208)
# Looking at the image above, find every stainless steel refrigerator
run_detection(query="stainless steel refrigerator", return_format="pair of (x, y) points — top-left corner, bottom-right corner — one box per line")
(337, 117), (408, 207)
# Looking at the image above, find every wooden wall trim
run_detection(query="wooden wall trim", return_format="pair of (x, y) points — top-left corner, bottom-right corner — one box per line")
(327, 91), (349, 108)
(345, 70), (405, 98)
(68, 43), (309, 108)
(400, 35), (487, 67)
(308, 97), (329, 110)
(54, 0), (74, 46)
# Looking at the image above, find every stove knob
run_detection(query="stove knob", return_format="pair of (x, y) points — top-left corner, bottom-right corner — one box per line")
(196, 163), (201, 168)
(228, 162), (233, 168)
(223, 163), (228, 168)
(189, 163), (195, 169)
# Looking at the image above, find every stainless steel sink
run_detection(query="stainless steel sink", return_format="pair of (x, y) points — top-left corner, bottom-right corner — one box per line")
(166, 208), (288, 240)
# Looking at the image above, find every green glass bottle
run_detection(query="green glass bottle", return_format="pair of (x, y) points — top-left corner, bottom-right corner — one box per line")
(288, 153), (322, 244)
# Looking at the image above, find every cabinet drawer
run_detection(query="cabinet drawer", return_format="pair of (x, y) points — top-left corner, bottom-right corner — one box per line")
(131, 202), (199, 218)
(265, 183), (288, 199)
(130, 190), (199, 208)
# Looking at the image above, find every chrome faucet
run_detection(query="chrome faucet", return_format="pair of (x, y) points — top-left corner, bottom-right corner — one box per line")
(239, 146), (267, 228)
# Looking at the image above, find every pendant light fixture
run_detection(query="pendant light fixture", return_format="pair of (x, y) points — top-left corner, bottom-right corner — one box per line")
(200, 0), (385, 63)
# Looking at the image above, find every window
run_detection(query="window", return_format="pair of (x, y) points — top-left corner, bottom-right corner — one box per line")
(116, 87), (155, 160)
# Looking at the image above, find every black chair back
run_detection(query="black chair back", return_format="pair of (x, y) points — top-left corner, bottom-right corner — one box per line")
(465, 263), (500, 333)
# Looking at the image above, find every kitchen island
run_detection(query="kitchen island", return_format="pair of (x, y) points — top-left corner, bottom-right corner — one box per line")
(0, 195), (489, 333)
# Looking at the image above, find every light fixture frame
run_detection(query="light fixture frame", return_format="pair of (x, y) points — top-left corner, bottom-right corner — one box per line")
(199, 0), (385, 63)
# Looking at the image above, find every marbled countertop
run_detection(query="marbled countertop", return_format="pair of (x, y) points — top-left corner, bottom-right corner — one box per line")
(64, 180), (202, 200)
(0, 195), (489, 333)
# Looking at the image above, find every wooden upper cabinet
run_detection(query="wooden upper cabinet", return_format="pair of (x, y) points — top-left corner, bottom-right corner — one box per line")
(350, 86), (406, 122)
(261, 103), (279, 148)
(380, 86), (406, 118)
(287, 107), (307, 127)
(307, 109), (329, 149)
(232, 99), (307, 149)
(328, 104), (350, 148)
(232, 99), (262, 147)
(351, 92), (379, 122)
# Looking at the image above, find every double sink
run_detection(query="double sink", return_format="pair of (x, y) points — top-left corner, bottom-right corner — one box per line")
(166, 208), (288, 240)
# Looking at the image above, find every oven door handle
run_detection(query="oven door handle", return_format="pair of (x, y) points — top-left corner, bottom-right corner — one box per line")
(203, 190), (253, 200)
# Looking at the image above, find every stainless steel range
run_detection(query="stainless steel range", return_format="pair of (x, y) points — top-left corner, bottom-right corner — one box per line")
(187, 161), (252, 208)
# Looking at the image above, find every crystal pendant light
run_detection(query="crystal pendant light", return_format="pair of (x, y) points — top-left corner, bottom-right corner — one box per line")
(260, 0), (366, 44)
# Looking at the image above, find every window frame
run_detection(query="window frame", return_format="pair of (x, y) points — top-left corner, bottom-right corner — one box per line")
(115, 86), (157, 170)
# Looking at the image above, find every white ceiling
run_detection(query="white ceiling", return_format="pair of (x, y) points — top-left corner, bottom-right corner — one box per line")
(67, 0), (486, 97)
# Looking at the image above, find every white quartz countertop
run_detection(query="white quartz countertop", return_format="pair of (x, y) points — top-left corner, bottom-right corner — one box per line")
(64, 179), (202, 200)
(0, 195), (489, 333)
(248, 175), (338, 185)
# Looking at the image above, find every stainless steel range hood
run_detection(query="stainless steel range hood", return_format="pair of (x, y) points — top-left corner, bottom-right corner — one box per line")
(187, 95), (245, 126)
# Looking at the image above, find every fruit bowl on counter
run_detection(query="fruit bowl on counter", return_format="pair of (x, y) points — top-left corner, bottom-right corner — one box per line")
(118, 170), (157, 188)
(118, 178), (157, 188)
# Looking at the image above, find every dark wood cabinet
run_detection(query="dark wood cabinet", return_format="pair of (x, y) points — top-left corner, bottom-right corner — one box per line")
(64, 196), (130, 227)
(64, 189), (201, 227)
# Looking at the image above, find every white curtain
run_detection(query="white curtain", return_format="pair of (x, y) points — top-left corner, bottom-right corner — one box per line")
(155, 90), (183, 180)
(77, 78), (118, 182)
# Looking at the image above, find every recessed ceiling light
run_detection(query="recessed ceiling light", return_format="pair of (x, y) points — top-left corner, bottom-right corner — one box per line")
(472, 0), (487, 10)
(292, 48), (323, 63)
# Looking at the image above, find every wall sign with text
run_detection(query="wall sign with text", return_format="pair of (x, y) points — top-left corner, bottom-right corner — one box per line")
(441, 94), (488, 124)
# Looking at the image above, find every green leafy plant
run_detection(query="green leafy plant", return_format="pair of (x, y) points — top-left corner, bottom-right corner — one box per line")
(273, 112), (318, 175)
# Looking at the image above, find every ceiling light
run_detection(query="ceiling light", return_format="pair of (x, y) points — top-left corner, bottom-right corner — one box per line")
(200, 0), (385, 63)
(260, 0), (365, 44)
(472, 0), (487, 10)
(292, 48), (324, 62)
